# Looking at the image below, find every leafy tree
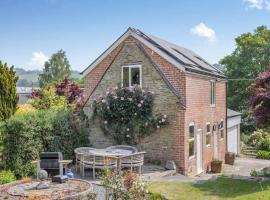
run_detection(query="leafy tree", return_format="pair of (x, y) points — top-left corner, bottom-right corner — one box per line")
(38, 50), (71, 87)
(31, 77), (84, 112)
(248, 67), (270, 126)
(220, 26), (270, 132)
(0, 61), (18, 121)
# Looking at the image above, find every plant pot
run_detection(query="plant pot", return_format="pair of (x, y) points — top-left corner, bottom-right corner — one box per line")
(211, 160), (222, 173)
(225, 152), (235, 165)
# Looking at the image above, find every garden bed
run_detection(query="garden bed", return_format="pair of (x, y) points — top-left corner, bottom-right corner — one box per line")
(0, 179), (95, 200)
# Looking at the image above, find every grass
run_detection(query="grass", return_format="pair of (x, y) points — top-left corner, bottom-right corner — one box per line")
(148, 177), (270, 200)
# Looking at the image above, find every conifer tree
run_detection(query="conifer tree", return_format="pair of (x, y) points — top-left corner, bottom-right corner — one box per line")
(0, 61), (18, 120)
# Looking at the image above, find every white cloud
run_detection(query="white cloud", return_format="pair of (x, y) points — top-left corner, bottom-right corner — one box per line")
(244, 0), (270, 10)
(191, 23), (216, 42)
(28, 51), (49, 69)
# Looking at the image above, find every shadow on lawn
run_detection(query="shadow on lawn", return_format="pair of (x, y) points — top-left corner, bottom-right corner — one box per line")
(193, 177), (270, 199)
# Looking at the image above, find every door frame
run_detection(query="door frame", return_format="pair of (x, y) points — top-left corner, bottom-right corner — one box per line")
(197, 129), (203, 174)
(213, 128), (218, 159)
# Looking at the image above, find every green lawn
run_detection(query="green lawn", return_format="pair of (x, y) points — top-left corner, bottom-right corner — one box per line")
(148, 177), (270, 200)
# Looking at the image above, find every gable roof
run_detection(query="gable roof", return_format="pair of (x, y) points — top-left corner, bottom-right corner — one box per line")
(82, 27), (226, 79)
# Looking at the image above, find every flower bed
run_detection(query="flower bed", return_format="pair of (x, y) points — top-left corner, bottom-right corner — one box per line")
(0, 179), (96, 200)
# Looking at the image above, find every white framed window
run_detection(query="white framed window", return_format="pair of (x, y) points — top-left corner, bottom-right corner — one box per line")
(121, 65), (142, 87)
(206, 122), (211, 147)
(189, 122), (195, 159)
(220, 120), (224, 140)
(210, 80), (216, 106)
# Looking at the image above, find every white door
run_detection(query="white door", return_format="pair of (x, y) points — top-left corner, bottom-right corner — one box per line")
(197, 129), (203, 174)
(214, 131), (218, 159)
(228, 126), (238, 154)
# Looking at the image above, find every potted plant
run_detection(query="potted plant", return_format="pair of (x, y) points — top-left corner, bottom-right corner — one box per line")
(211, 159), (223, 173)
(225, 152), (235, 165)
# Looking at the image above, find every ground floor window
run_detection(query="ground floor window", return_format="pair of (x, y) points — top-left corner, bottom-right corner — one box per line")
(189, 123), (195, 158)
(206, 123), (211, 147)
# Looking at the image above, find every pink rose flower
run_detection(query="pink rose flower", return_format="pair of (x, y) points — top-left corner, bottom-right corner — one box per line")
(138, 103), (142, 108)
(126, 128), (130, 132)
(140, 100), (144, 104)
(121, 97), (124, 100)
(113, 96), (117, 99)
(104, 121), (108, 124)
(164, 114), (167, 118)
(101, 99), (106, 103)
(162, 118), (165, 122)
(157, 125), (160, 129)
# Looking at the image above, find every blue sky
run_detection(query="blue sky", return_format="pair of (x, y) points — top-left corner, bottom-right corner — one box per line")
(0, 0), (269, 72)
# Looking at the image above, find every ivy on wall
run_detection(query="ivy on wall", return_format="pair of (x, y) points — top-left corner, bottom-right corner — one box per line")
(92, 86), (168, 144)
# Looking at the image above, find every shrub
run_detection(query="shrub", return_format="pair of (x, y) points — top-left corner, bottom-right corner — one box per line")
(241, 133), (251, 144)
(248, 129), (268, 146)
(2, 109), (89, 178)
(93, 86), (168, 144)
(102, 169), (148, 200)
(256, 150), (270, 159)
(0, 170), (16, 185)
(2, 110), (56, 177)
(48, 110), (90, 159)
(15, 104), (36, 115)
(257, 138), (270, 151)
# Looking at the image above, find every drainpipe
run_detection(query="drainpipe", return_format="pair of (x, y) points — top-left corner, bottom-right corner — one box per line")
(225, 81), (228, 153)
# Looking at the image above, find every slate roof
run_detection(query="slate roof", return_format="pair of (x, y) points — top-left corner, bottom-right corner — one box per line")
(227, 109), (242, 118)
(130, 28), (225, 78)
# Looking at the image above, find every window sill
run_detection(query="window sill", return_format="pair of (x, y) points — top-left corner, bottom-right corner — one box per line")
(206, 144), (211, 148)
(210, 104), (216, 108)
(189, 155), (195, 160)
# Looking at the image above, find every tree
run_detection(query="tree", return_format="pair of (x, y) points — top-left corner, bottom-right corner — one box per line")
(0, 61), (18, 121)
(220, 25), (270, 132)
(248, 67), (270, 126)
(31, 77), (84, 112)
(38, 50), (71, 87)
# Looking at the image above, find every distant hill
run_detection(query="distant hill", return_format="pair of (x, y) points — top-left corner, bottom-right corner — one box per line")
(15, 68), (82, 87)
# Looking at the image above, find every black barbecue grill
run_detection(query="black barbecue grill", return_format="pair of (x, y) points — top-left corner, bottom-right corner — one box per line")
(39, 152), (63, 176)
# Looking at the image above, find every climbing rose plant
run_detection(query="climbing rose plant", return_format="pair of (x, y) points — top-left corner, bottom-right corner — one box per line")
(92, 86), (168, 144)
(248, 67), (270, 125)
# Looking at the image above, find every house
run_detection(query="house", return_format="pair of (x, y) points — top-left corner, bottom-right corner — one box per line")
(82, 28), (227, 175)
(227, 109), (241, 156)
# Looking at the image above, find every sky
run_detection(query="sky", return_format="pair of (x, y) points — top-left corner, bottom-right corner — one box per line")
(0, 0), (269, 72)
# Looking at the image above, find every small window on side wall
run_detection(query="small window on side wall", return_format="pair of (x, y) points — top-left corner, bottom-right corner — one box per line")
(206, 123), (211, 147)
(189, 123), (195, 158)
(210, 80), (216, 106)
(122, 65), (142, 87)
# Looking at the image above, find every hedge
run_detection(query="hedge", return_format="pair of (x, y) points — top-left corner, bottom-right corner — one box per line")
(1, 109), (89, 178)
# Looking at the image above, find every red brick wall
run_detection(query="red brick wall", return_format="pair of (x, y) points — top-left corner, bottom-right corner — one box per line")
(184, 73), (227, 175)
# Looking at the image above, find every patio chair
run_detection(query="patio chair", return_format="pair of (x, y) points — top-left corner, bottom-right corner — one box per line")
(74, 147), (93, 173)
(119, 151), (146, 175)
(106, 145), (138, 153)
(81, 153), (118, 179)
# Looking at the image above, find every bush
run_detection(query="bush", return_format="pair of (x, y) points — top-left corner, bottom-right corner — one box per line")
(248, 130), (266, 146)
(257, 138), (270, 151)
(2, 109), (89, 178)
(241, 133), (251, 144)
(0, 170), (16, 185)
(93, 86), (168, 144)
(48, 111), (90, 159)
(256, 150), (270, 159)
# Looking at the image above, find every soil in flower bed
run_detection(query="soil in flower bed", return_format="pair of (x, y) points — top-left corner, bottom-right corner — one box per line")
(0, 179), (95, 200)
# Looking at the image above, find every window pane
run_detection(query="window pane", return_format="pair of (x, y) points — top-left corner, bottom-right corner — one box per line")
(189, 125), (194, 138)
(123, 67), (129, 87)
(221, 130), (224, 138)
(207, 124), (210, 133)
(189, 140), (194, 157)
(206, 134), (211, 145)
(131, 67), (140, 86)
(220, 121), (223, 128)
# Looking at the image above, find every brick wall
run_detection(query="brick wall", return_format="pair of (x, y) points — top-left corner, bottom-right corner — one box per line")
(184, 73), (226, 175)
(84, 37), (182, 165)
(83, 35), (227, 175)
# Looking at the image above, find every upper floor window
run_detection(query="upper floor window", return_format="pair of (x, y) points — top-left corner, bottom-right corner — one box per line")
(206, 123), (211, 147)
(189, 123), (195, 158)
(210, 80), (216, 106)
(220, 120), (224, 139)
(122, 65), (142, 87)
